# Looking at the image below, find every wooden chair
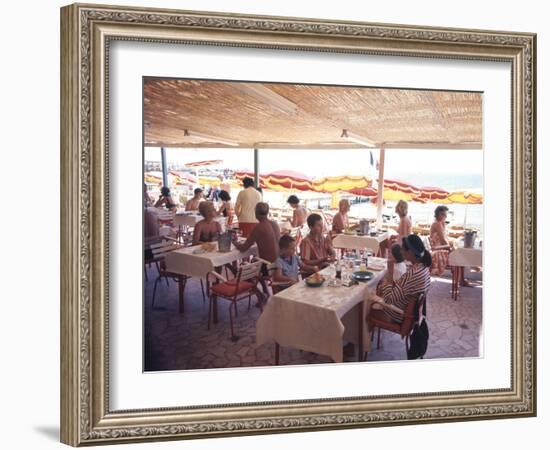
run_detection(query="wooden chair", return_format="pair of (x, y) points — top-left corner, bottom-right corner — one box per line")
(364, 291), (427, 360)
(144, 235), (165, 282)
(150, 238), (185, 309)
(207, 259), (265, 341)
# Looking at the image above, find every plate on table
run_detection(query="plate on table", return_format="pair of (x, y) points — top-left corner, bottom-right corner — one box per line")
(305, 274), (326, 287)
(351, 271), (374, 282)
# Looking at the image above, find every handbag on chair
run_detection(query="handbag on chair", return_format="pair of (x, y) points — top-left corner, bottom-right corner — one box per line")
(407, 294), (429, 360)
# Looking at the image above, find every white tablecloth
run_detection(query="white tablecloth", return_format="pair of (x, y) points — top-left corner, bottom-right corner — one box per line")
(256, 258), (387, 362)
(448, 248), (482, 267)
(277, 221), (292, 232)
(174, 213), (226, 229)
(332, 232), (389, 252)
(164, 242), (257, 278)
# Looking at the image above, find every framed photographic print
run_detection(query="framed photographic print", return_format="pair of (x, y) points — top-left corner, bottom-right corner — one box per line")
(60, 3), (536, 446)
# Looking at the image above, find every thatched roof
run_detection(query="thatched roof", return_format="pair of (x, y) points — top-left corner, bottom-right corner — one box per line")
(144, 78), (482, 150)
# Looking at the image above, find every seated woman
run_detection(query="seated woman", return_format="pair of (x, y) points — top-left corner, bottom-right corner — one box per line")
(429, 205), (456, 274)
(192, 201), (222, 245)
(154, 186), (177, 211)
(332, 199), (350, 234)
(287, 195), (308, 228)
(395, 200), (412, 241)
(299, 213), (335, 274)
(272, 235), (318, 292)
(430, 205), (472, 286)
(217, 190), (234, 227)
(371, 234), (431, 323)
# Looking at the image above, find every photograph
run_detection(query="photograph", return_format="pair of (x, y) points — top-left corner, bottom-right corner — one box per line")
(142, 78), (484, 371)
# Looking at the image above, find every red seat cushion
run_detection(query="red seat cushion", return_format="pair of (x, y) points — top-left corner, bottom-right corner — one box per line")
(211, 280), (255, 297)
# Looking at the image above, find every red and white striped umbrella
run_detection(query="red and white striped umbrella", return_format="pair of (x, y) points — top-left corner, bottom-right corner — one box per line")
(185, 159), (223, 168)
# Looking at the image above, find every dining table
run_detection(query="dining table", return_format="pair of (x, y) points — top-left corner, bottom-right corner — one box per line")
(448, 245), (483, 301)
(164, 241), (257, 314)
(256, 257), (388, 363)
(332, 231), (389, 254)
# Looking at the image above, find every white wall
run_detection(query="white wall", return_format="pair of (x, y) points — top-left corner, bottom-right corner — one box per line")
(0, 0), (546, 448)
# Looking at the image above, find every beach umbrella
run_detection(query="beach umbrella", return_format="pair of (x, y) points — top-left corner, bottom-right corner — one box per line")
(263, 170), (313, 192)
(347, 186), (378, 198)
(381, 178), (420, 202)
(169, 170), (197, 186)
(312, 175), (372, 193)
(443, 190), (483, 205)
(184, 159), (223, 168)
(436, 190), (483, 227)
(144, 171), (163, 185)
(198, 176), (241, 189)
(414, 186), (450, 202)
(233, 170), (266, 188)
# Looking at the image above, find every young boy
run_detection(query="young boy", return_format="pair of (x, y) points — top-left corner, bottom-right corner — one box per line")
(272, 235), (318, 292)
(390, 243), (408, 281)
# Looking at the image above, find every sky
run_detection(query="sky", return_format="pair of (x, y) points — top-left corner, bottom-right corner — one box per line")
(145, 146), (483, 190)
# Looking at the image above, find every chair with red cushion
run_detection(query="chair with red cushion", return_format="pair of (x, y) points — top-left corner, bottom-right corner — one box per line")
(207, 260), (265, 341)
(364, 291), (427, 360)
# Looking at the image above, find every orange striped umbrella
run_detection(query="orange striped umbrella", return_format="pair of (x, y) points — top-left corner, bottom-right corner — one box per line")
(263, 170), (313, 192)
(233, 170), (265, 188)
(347, 186), (378, 198)
(185, 159), (223, 168)
(312, 175), (372, 193)
(414, 186), (450, 202)
(381, 178), (420, 201)
(442, 190), (483, 204)
(169, 170), (197, 186)
(144, 171), (162, 185)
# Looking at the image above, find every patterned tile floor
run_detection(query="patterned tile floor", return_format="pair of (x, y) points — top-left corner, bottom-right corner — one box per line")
(144, 266), (482, 371)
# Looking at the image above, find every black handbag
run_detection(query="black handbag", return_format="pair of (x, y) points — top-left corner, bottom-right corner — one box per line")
(407, 296), (429, 360)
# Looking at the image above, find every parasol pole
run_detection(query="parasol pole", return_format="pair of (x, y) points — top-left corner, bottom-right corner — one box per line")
(160, 147), (168, 187)
(464, 203), (469, 228)
(376, 144), (386, 228)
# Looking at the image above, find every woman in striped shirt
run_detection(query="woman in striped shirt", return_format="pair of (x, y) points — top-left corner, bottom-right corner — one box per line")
(372, 234), (432, 323)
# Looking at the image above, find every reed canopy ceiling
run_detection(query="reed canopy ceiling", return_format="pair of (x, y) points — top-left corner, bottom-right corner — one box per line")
(144, 78), (482, 150)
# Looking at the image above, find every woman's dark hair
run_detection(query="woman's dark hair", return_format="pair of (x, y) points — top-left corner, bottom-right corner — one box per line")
(279, 234), (296, 249)
(219, 190), (231, 202)
(243, 177), (254, 188)
(402, 234), (432, 268)
(287, 195), (299, 205)
(307, 213), (323, 229)
(434, 205), (449, 219)
(160, 186), (170, 196)
(391, 244), (405, 263)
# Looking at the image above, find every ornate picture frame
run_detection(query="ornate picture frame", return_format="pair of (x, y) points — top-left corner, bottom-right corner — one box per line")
(60, 3), (536, 446)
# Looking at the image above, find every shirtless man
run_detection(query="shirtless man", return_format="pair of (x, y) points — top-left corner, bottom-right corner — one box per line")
(233, 202), (280, 298)
(287, 195), (308, 228)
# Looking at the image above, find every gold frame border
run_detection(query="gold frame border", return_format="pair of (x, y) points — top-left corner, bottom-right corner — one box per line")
(60, 3), (536, 446)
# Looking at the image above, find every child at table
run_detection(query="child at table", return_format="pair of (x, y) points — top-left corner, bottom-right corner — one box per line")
(272, 235), (318, 292)
(390, 244), (408, 282)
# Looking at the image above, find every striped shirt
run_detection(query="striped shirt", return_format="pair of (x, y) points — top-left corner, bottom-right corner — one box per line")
(381, 262), (431, 322)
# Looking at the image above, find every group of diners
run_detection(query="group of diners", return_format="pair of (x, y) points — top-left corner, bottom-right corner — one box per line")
(147, 175), (472, 325)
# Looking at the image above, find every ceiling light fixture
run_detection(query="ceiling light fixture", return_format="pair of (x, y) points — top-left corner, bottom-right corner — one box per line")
(341, 129), (377, 147)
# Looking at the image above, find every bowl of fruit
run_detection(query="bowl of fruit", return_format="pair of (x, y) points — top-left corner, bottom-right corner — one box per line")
(305, 273), (326, 287)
